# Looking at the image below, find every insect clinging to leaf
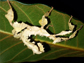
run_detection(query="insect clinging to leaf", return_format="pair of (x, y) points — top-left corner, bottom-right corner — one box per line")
(5, 0), (83, 54)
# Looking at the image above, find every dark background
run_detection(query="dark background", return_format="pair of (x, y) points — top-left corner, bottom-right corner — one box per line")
(16, 0), (84, 23)
(16, 0), (84, 63)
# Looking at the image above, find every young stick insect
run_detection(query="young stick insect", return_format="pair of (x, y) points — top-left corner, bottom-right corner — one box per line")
(5, 0), (83, 54)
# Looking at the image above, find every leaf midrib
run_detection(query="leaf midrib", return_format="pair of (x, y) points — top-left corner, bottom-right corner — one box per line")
(0, 30), (83, 61)
(0, 30), (84, 52)
(35, 39), (84, 52)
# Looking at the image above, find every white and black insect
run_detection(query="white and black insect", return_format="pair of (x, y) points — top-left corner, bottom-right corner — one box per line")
(5, 0), (82, 54)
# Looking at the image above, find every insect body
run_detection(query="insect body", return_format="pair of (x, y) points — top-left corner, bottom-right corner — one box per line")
(5, 0), (82, 54)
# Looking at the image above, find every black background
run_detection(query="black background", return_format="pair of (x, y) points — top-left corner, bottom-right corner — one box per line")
(16, 0), (84, 23)
(13, 0), (84, 62)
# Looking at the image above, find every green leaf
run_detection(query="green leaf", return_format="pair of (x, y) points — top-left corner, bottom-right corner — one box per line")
(0, 1), (84, 62)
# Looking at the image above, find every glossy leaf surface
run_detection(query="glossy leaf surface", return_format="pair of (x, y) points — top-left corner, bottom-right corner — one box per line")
(0, 1), (84, 62)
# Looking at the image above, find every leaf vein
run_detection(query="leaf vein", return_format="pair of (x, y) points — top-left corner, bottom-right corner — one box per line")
(76, 36), (79, 47)
(35, 39), (84, 52)
(63, 15), (67, 44)
(0, 6), (7, 13)
(11, 2), (33, 25)
(9, 48), (27, 61)
(57, 51), (80, 58)
(0, 35), (12, 42)
(0, 7), (7, 31)
(73, 52), (84, 57)
(0, 30), (12, 35)
(21, 54), (33, 61)
(0, 42), (22, 55)
(41, 49), (67, 59)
